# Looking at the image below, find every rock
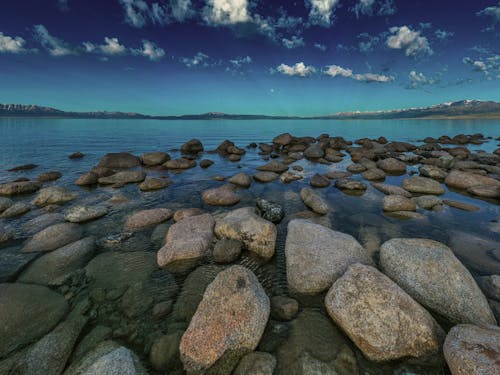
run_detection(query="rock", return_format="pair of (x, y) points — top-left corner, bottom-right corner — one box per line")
(7, 163), (38, 171)
(202, 185), (241, 206)
(279, 171), (302, 183)
(213, 238), (242, 263)
(90, 166), (115, 178)
(97, 152), (140, 169)
(12, 316), (86, 375)
(157, 213), (215, 267)
(402, 176), (445, 195)
(0, 202), (31, 218)
(139, 177), (171, 191)
(75, 172), (98, 186)
(37, 171), (62, 182)
(256, 198), (284, 223)
(69, 152), (84, 159)
(0, 197), (13, 213)
(98, 171), (146, 185)
(181, 138), (204, 154)
(234, 352), (276, 375)
(150, 331), (183, 371)
(70, 325), (112, 363)
(180, 266), (270, 373)
(419, 165), (448, 180)
(383, 195), (416, 212)
(414, 195), (443, 210)
(229, 172), (251, 188)
(443, 200), (480, 212)
(22, 223), (83, 253)
(271, 296), (298, 321)
(173, 208), (205, 222)
(273, 132), (293, 146)
(33, 186), (77, 206)
(0, 228), (14, 244)
(334, 178), (367, 191)
(0, 247), (37, 282)
(386, 211), (425, 220)
(21, 213), (64, 236)
(65, 205), (108, 223)
(444, 324), (500, 375)
(140, 151), (169, 166)
(124, 208), (172, 231)
(448, 231), (500, 275)
(377, 158), (407, 174)
(380, 238), (496, 325)
(361, 168), (386, 181)
(152, 300), (173, 319)
(228, 154), (241, 162)
(257, 161), (289, 173)
(286, 219), (371, 294)
(0, 181), (41, 196)
(300, 187), (328, 215)
(477, 275), (500, 301)
(371, 182), (412, 197)
(310, 173), (330, 187)
(215, 207), (276, 259)
(304, 144), (324, 159)
(18, 237), (96, 286)
(253, 171), (279, 183)
(445, 170), (499, 190)
(325, 263), (444, 362)
(120, 282), (154, 318)
(468, 184), (500, 198)
(199, 159), (214, 168)
(164, 158), (196, 169)
(324, 170), (352, 179)
(0, 283), (68, 357)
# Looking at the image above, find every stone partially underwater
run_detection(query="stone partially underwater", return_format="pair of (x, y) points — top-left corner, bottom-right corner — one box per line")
(0, 132), (499, 374)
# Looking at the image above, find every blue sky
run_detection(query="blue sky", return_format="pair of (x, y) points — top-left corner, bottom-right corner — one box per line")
(0, 0), (499, 116)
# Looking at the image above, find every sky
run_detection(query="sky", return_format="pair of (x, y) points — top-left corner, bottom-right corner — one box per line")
(0, 0), (499, 116)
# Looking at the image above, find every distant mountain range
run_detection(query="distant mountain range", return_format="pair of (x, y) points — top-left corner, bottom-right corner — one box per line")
(1, 100), (499, 120)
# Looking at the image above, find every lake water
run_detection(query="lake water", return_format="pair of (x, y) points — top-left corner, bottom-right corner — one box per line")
(0, 117), (499, 374)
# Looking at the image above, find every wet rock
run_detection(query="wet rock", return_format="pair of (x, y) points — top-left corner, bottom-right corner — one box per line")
(0, 181), (41, 196)
(19, 237), (96, 286)
(271, 296), (298, 321)
(477, 275), (500, 301)
(448, 231), (500, 275)
(228, 154), (241, 162)
(180, 266), (270, 373)
(253, 172), (279, 183)
(90, 166), (115, 178)
(371, 182), (412, 197)
(383, 195), (416, 212)
(419, 165), (448, 180)
(445, 170), (499, 190)
(273, 132), (293, 146)
(22, 223), (83, 253)
(0, 247), (37, 282)
(140, 151), (169, 166)
(0, 197), (13, 213)
(164, 158), (197, 169)
(300, 187), (328, 215)
(200, 159), (214, 168)
(443, 200), (480, 212)
(69, 152), (84, 159)
(304, 144), (324, 159)
(150, 331), (183, 372)
(152, 300), (173, 319)
(444, 324), (500, 375)
(37, 171), (62, 182)
(402, 176), (445, 195)
(0, 283), (68, 357)
(361, 168), (386, 181)
(468, 184), (500, 199)
(324, 170), (352, 179)
(65, 205), (108, 223)
(377, 158), (407, 174)
(157, 213), (215, 267)
(334, 178), (367, 191)
(279, 171), (302, 183)
(286, 219), (371, 294)
(0, 202), (31, 218)
(414, 195), (443, 210)
(325, 263), (444, 362)
(181, 138), (204, 154)
(98, 170), (146, 185)
(229, 172), (251, 188)
(386, 211), (425, 220)
(75, 172), (98, 186)
(139, 177), (171, 191)
(310, 173), (330, 188)
(380, 238), (496, 325)
(0, 228), (14, 244)
(202, 185), (241, 206)
(346, 163), (367, 173)
(33, 186), (77, 206)
(70, 325), (112, 363)
(173, 208), (205, 222)
(234, 352), (276, 375)
(123, 208), (172, 231)
(97, 152), (140, 169)
(257, 161), (289, 173)
(121, 282), (154, 318)
(213, 238), (242, 263)
(215, 207), (276, 259)
(256, 198), (284, 223)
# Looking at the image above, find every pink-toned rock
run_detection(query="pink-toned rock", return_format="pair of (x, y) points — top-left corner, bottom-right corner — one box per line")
(173, 208), (206, 222)
(202, 185), (240, 206)
(123, 208), (172, 232)
(445, 170), (499, 190)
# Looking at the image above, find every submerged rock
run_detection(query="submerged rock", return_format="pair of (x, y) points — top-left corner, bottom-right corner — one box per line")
(0, 246), (37, 282)
(234, 352), (276, 375)
(257, 161), (289, 173)
(310, 173), (330, 188)
(139, 177), (171, 191)
(202, 185), (241, 206)
(32, 186), (77, 206)
(75, 172), (98, 186)
(98, 171), (146, 186)
(229, 172), (251, 188)
(371, 182), (412, 197)
(300, 187), (329, 215)
(164, 158), (197, 169)
(448, 231), (500, 275)
(253, 171), (279, 183)
(213, 238), (242, 263)
(325, 263), (444, 362)
(22, 223), (83, 253)
(334, 178), (367, 191)
(0, 197), (13, 213)
(149, 331), (183, 372)
(180, 266), (270, 373)
(443, 200), (480, 212)
(37, 171), (62, 182)
(123, 208), (172, 232)
(270, 296), (299, 321)
(0, 202), (31, 218)
(173, 208), (205, 222)
(0, 181), (41, 196)
(65, 205), (108, 223)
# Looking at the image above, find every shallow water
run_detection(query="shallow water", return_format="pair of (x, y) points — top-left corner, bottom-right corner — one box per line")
(0, 118), (499, 374)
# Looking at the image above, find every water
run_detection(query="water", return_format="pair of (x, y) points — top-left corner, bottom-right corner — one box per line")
(0, 117), (499, 374)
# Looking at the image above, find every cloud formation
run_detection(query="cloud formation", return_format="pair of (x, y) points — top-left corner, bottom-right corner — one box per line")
(386, 26), (433, 57)
(119, 0), (194, 28)
(180, 52), (212, 68)
(407, 70), (437, 89)
(0, 32), (28, 53)
(203, 0), (250, 26)
(282, 36), (305, 49)
(352, 0), (396, 18)
(33, 24), (74, 56)
(324, 64), (394, 82)
(463, 55), (500, 78)
(132, 40), (165, 60)
(435, 29), (454, 41)
(276, 62), (316, 77)
(314, 42), (326, 51)
(306, 0), (339, 27)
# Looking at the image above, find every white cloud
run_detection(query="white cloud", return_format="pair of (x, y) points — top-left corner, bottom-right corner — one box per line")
(119, 0), (149, 27)
(462, 56), (500, 78)
(203, 0), (250, 26)
(82, 41), (96, 53)
(477, 3), (500, 23)
(282, 36), (305, 49)
(180, 52), (211, 67)
(324, 64), (394, 83)
(170, 0), (194, 22)
(229, 55), (252, 67)
(386, 26), (433, 57)
(306, 0), (339, 26)
(0, 32), (28, 54)
(435, 29), (454, 41)
(99, 37), (126, 55)
(357, 32), (380, 52)
(408, 70), (437, 88)
(352, 0), (396, 18)
(33, 24), (74, 56)
(314, 43), (327, 51)
(276, 62), (316, 77)
(132, 39), (165, 61)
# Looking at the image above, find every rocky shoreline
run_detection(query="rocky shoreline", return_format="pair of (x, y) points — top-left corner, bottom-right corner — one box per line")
(0, 132), (499, 374)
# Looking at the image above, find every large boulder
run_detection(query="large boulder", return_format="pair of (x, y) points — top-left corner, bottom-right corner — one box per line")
(0, 247), (38, 282)
(140, 151), (169, 166)
(0, 283), (68, 357)
(215, 207), (277, 259)
(32, 186), (77, 206)
(181, 139), (204, 154)
(272, 132), (293, 146)
(19, 237), (96, 286)
(0, 181), (41, 196)
(97, 152), (140, 169)
(123, 208), (172, 232)
(98, 171), (146, 185)
(286, 219), (371, 294)
(444, 324), (500, 375)
(22, 223), (83, 253)
(445, 170), (499, 190)
(157, 213), (215, 268)
(380, 238), (496, 325)
(202, 185), (241, 206)
(300, 187), (329, 215)
(325, 263), (444, 362)
(304, 144), (324, 159)
(180, 266), (270, 373)
(402, 176), (445, 195)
